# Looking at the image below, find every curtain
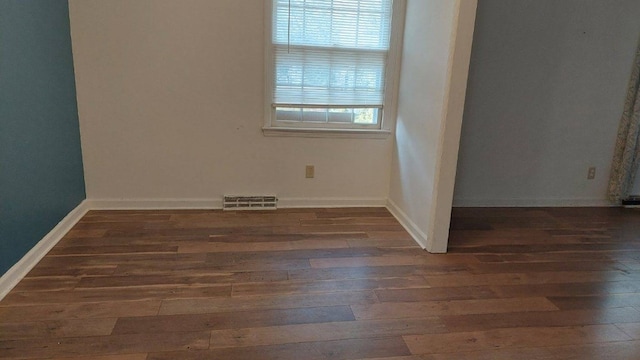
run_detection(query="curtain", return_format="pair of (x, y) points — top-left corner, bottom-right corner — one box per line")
(608, 36), (640, 203)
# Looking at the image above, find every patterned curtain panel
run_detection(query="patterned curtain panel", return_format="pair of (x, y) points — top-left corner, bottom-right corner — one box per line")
(608, 36), (640, 203)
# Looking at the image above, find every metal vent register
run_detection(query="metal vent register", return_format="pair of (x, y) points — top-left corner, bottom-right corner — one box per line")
(223, 195), (278, 210)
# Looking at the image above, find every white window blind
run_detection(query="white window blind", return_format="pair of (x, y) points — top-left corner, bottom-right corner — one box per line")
(272, 0), (393, 108)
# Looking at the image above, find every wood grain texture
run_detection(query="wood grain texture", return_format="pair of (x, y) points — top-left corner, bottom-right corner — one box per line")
(147, 337), (411, 360)
(0, 207), (639, 359)
(403, 325), (631, 354)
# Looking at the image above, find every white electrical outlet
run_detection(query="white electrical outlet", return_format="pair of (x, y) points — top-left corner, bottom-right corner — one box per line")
(587, 167), (596, 180)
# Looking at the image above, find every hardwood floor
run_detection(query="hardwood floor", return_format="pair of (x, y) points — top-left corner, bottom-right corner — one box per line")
(1, 207), (639, 359)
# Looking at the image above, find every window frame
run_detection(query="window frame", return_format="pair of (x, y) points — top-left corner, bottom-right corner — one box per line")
(263, 0), (406, 138)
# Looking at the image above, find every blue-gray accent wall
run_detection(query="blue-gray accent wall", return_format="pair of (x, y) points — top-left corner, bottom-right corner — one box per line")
(0, 0), (86, 275)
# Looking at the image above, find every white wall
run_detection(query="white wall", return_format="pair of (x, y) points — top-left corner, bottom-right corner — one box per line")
(69, 0), (392, 207)
(388, 0), (477, 252)
(454, 0), (640, 207)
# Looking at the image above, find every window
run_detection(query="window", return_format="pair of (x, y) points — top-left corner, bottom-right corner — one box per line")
(264, 0), (404, 136)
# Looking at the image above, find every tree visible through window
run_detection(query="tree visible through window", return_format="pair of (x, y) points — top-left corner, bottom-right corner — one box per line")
(267, 0), (397, 131)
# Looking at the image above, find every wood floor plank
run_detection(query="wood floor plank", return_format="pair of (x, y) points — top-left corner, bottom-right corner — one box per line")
(39, 355), (148, 360)
(476, 251), (640, 263)
(502, 280), (640, 297)
(32, 253), (206, 268)
(364, 230), (416, 241)
(346, 238), (418, 248)
(0, 318), (116, 339)
(281, 224), (406, 233)
(26, 265), (117, 277)
(177, 239), (350, 253)
(201, 247), (426, 263)
(231, 276), (431, 297)
(63, 229), (108, 238)
(158, 290), (378, 315)
(299, 217), (401, 226)
(0, 300), (161, 322)
(78, 272), (288, 287)
(351, 297), (559, 320)
(414, 346), (555, 360)
(112, 305), (355, 334)
(57, 236), (209, 248)
(204, 232), (370, 243)
(208, 317), (446, 349)
(0, 207), (638, 360)
(529, 340), (640, 360)
(112, 264), (293, 278)
(403, 324), (631, 355)
(468, 260), (629, 274)
(147, 337), (411, 360)
(1, 285), (231, 305)
(0, 318), (116, 340)
(202, 257), (311, 271)
(48, 244), (178, 256)
(10, 277), (80, 292)
(354, 357), (423, 360)
(358, 355), (424, 360)
(70, 221), (148, 231)
(439, 307), (640, 332)
(310, 254), (479, 269)
(102, 226), (276, 238)
(0, 331), (209, 359)
(615, 322), (640, 340)
(418, 340), (640, 360)
(375, 286), (497, 302)
(289, 264), (469, 282)
(450, 242), (640, 254)
(547, 293), (640, 310)
(423, 270), (634, 287)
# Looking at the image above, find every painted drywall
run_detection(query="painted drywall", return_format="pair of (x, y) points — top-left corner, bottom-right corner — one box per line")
(388, 0), (476, 252)
(69, 0), (393, 204)
(0, 0), (86, 274)
(427, 1), (477, 252)
(454, 0), (640, 206)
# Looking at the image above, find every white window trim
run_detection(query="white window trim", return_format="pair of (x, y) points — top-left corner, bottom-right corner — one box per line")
(262, 0), (406, 139)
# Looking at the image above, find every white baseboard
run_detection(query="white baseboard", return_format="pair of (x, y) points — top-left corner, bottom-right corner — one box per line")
(452, 198), (614, 207)
(89, 197), (616, 210)
(386, 199), (429, 250)
(0, 200), (90, 301)
(278, 197), (387, 208)
(87, 197), (387, 210)
(87, 198), (223, 210)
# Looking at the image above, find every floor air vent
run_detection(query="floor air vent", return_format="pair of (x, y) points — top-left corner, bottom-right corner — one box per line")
(223, 195), (278, 210)
(622, 196), (640, 208)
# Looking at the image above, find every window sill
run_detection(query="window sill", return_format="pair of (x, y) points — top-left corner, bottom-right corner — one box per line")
(262, 127), (392, 139)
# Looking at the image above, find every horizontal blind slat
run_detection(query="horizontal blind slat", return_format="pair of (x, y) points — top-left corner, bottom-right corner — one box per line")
(272, 0), (393, 107)
(273, 0), (392, 50)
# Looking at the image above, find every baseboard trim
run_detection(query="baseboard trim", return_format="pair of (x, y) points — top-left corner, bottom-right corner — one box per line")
(452, 198), (614, 207)
(386, 199), (429, 250)
(0, 200), (90, 301)
(87, 198), (224, 210)
(87, 197), (387, 210)
(88, 197), (617, 210)
(278, 197), (387, 208)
